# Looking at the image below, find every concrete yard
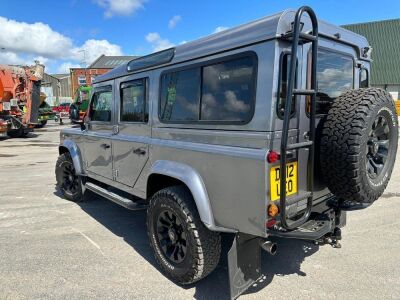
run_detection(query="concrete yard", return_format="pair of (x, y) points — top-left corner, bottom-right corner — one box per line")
(0, 123), (399, 300)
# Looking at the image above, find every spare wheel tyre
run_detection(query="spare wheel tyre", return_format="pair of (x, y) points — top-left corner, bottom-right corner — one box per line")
(320, 88), (398, 204)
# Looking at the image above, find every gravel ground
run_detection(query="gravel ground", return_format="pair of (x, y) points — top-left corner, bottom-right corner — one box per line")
(0, 123), (399, 300)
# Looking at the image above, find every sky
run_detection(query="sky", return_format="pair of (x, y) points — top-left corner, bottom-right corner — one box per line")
(1, 0), (399, 74)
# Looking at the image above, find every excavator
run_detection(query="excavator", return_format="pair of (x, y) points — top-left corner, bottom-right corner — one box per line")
(0, 62), (44, 138)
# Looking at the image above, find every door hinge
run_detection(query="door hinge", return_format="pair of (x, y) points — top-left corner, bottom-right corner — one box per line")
(113, 125), (119, 135)
(113, 169), (119, 180)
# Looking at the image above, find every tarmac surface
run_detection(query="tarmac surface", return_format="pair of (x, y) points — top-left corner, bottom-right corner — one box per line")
(0, 123), (399, 300)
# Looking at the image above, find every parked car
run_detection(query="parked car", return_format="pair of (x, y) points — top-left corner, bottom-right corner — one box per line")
(52, 102), (71, 124)
(56, 6), (398, 299)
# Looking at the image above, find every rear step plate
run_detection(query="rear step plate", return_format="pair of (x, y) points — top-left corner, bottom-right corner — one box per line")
(268, 218), (333, 240)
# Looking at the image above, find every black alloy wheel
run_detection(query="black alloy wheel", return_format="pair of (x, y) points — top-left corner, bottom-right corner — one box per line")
(366, 114), (392, 179)
(156, 209), (188, 264)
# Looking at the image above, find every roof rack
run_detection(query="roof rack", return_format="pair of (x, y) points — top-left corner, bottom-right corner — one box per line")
(127, 48), (175, 73)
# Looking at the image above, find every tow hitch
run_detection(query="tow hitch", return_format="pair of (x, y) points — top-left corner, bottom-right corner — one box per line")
(314, 227), (342, 248)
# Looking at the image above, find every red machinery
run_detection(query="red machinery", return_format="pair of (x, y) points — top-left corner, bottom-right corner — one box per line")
(0, 63), (44, 138)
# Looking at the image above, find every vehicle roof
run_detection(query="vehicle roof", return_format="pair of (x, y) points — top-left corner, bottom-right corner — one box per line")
(95, 8), (369, 84)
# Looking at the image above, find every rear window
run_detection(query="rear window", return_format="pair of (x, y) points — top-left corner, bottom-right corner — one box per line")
(315, 50), (354, 114)
(159, 54), (257, 123)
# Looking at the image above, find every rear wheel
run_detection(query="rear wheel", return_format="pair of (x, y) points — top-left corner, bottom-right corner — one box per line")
(320, 88), (398, 204)
(55, 153), (83, 202)
(147, 186), (221, 284)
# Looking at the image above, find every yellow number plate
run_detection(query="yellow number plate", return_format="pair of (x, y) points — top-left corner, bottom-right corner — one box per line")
(270, 161), (298, 201)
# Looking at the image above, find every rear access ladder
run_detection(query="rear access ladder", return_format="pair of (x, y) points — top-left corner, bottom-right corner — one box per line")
(279, 6), (318, 230)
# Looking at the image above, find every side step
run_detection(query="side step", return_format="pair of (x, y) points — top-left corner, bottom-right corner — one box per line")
(85, 182), (148, 211)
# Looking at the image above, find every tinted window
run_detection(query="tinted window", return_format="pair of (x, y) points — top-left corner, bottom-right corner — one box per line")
(160, 68), (200, 121)
(159, 54), (256, 123)
(200, 56), (256, 122)
(90, 88), (112, 122)
(360, 68), (369, 88)
(120, 79), (147, 122)
(316, 50), (353, 114)
(277, 54), (297, 119)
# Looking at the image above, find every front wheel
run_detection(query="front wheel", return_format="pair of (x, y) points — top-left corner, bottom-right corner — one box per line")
(55, 153), (83, 202)
(147, 186), (221, 284)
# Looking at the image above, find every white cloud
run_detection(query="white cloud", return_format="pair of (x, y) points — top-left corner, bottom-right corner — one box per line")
(168, 15), (182, 29)
(94, 0), (146, 18)
(72, 39), (123, 65)
(146, 32), (174, 52)
(213, 26), (229, 33)
(0, 16), (73, 59)
(0, 51), (26, 65)
(57, 62), (81, 73)
(0, 16), (124, 72)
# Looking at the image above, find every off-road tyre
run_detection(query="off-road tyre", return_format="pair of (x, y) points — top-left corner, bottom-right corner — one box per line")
(55, 152), (83, 202)
(320, 88), (398, 204)
(147, 186), (221, 284)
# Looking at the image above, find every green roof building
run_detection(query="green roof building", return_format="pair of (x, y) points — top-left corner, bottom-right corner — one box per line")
(343, 18), (400, 100)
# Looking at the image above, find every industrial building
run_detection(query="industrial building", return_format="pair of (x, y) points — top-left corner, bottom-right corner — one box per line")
(41, 73), (72, 106)
(343, 18), (400, 100)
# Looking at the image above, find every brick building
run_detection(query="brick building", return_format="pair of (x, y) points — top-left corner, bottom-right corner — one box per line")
(70, 55), (137, 96)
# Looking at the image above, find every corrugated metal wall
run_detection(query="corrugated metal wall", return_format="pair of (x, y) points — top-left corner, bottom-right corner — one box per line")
(41, 73), (72, 106)
(59, 77), (72, 98)
(343, 19), (400, 85)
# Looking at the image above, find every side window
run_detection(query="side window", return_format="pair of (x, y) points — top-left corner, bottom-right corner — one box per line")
(277, 54), (297, 119)
(160, 68), (200, 121)
(159, 54), (257, 123)
(315, 50), (354, 114)
(90, 87), (113, 122)
(120, 78), (147, 122)
(360, 68), (369, 88)
(200, 56), (256, 122)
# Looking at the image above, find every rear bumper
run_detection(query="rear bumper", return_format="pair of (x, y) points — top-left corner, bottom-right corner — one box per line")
(267, 196), (346, 240)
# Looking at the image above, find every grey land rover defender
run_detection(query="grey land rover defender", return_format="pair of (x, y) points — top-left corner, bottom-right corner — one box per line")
(56, 6), (398, 299)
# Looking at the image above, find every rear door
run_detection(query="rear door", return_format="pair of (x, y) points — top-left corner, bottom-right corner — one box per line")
(111, 77), (150, 187)
(82, 84), (114, 180)
(300, 46), (355, 196)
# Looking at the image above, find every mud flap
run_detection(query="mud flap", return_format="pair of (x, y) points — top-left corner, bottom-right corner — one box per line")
(228, 233), (261, 300)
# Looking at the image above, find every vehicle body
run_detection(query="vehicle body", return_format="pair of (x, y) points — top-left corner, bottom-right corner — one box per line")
(57, 7), (398, 299)
(0, 63), (44, 138)
(69, 85), (92, 123)
(52, 102), (71, 124)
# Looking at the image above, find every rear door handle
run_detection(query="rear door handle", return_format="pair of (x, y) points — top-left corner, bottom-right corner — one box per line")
(100, 143), (111, 149)
(133, 148), (146, 156)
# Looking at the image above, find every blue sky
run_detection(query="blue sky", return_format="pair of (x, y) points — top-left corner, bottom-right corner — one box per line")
(1, 0), (399, 73)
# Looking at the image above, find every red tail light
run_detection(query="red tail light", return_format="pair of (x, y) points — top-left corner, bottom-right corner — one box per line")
(267, 151), (280, 163)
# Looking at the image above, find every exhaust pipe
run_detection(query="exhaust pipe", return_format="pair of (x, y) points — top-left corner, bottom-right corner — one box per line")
(260, 240), (277, 255)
